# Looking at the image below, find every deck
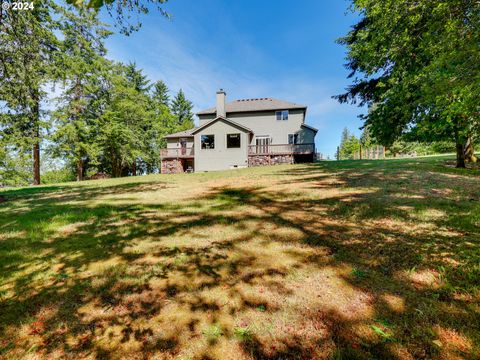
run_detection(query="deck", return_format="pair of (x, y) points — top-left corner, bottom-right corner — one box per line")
(248, 143), (315, 156)
(161, 144), (315, 159)
(160, 147), (195, 159)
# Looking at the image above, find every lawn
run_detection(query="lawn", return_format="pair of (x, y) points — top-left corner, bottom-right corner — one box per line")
(0, 156), (479, 359)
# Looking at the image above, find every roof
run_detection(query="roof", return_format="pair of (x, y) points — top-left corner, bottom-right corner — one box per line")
(301, 124), (319, 133)
(191, 116), (253, 135)
(197, 97), (307, 115)
(163, 128), (196, 139)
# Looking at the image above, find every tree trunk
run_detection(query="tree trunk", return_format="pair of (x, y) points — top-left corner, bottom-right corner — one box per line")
(456, 142), (466, 168)
(132, 160), (137, 176)
(464, 136), (477, 163)
(453, 121), (466, 168)
(76, 159), (83, 181)
(33, 140), (41, 185)
(32, 98), (41, 185)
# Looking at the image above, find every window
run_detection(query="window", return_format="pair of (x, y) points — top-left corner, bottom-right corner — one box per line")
(201, 135), (215, 149)
(255, 137), (270, 154)
(256, 137), (270, 146)
(227, 133), (241, 148)
(288, 133), (298, 144)
(276, 110), (289, 121)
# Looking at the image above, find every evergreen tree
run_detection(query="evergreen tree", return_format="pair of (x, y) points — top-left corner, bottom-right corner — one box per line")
(51, 6), (111, 181)
(66, 0), (171, 35)
(152, 80), (170, 107)
(123, 62), (152, 175)
(340, 128), (349, 147)
(360, 125), (373, 147)
(98, 64), (154, 177)
(0, 1), (59, 185)
(125, 62), (151, 93)
(338, 128), (360, 160)
(144, 81), (177, 173)
(170, 89), (194, 129)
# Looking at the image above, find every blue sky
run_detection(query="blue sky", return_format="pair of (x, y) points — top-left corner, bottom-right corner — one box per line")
(104, 0), (364, 158)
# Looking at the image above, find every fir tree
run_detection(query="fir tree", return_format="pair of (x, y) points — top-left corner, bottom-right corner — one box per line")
(125, 62), (151, 93)
(0, 1), (59, 185)
(152, 80), (170, 107)
(170, 89), (194, 129)
(51, 6), (111, 181)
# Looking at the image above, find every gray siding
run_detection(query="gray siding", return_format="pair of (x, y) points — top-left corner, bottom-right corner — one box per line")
(298, 127), (316, 144)
(194, 119), (250, 172)
(198, 109), (310, 145)
(166, 137), (194, 149)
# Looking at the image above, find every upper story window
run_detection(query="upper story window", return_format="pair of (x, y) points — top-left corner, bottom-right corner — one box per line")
(276, 110), (289, 121)
(288, 133), (298, 144)
(226, 133), (241, 148)
(201, 135), (215, 149)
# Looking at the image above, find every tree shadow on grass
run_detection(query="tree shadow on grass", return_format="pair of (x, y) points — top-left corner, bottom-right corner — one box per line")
(0, 163), (479, 358)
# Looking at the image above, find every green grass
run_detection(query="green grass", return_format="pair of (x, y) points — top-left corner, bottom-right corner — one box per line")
(0, 155), (479, 359)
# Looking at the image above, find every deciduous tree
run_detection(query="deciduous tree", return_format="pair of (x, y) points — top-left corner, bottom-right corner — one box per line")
(336, 0), (480, 168)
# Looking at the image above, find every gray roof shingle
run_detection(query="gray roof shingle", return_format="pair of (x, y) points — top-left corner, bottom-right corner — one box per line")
(163, 128), (196, 138)
(197, 98), (307, 115)
(191, 116), (252, 135)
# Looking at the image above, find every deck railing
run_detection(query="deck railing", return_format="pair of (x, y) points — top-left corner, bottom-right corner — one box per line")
(160, 147), (195, 158)
(248, 143), (315, 155)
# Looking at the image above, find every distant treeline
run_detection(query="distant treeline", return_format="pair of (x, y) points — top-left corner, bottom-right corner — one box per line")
(336, 127), (455, 161)
(0, 2), (193, 186)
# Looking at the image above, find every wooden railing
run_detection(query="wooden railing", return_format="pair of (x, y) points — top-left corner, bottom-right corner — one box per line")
(160, 147), (195, 158)
(248, 143), (315, 155)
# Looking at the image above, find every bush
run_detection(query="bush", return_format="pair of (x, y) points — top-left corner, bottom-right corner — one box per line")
(41, 169), (75, 184)
(387, 141), (455, 157)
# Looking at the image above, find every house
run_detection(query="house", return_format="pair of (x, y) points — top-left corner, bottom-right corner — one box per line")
(160, 89), (318, 173)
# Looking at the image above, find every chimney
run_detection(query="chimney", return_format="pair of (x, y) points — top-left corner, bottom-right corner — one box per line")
(216, 89), (226, 118)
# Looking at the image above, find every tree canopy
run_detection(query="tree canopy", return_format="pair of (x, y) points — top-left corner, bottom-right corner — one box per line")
(0, 3), (194, 186)
(336, 0), (480, 168)
(66, 0), (171, 34)
(338, 128), (361, 160)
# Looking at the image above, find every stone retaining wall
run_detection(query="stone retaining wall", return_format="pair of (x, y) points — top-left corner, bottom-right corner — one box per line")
(161, 158), (183, 174)
(248, 154), (294, 167)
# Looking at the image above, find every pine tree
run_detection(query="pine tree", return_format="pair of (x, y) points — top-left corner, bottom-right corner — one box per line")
(170, 89), (194, 129)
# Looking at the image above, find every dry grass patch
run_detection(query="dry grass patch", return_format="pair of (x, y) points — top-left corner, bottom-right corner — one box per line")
(0, 157), (479, 359)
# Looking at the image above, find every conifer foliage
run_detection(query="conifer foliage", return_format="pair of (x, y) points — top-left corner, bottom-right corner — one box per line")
(0, 4), (194, 185)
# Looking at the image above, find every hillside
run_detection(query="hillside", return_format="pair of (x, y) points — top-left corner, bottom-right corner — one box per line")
(1, 156), (479, 359)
